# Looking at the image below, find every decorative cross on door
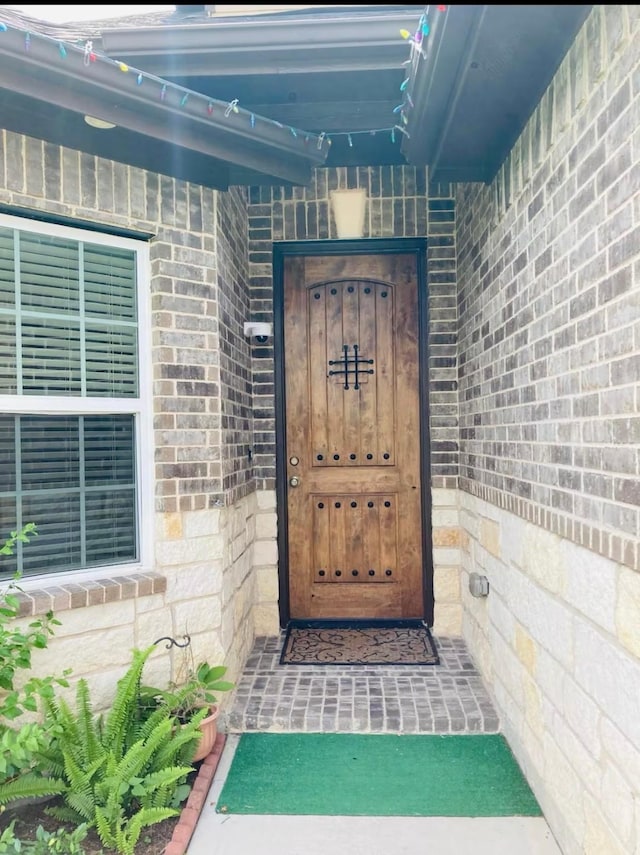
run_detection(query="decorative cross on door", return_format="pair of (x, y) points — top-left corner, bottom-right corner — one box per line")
(327, 344), (375, 390)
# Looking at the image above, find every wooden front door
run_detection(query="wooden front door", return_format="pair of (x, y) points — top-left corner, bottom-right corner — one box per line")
(279, 242), (430, 622)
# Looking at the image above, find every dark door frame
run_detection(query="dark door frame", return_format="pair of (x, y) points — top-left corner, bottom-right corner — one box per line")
(272, 237), (434, 627)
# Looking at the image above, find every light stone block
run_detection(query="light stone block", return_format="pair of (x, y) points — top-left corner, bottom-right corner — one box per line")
(161, 511), (183, 540)
(507, 571), (574, 670)
(542, 732), (586, 846)
(432, 527), (461, 547)
(522, 524), (566, 596)
(431, 508), (460, 527)
(564, 542), (617, 633)
(254, 539), (278, 566)
(135, 593), (167, 614)
(501, 513), (525, 568)
(600, 764), (638, 851)
(535, 647), (567, 705)
(459, 507), (479, 539)
(522, 672), (544, 739)
(431, 488), (458, 507)
(600, 718), (640, 794)
(574, 621), (640, 747)
(582, 795), (629, 855)
(487, 593), (516, 647)
(601, 762), (636, 848)
(616, 565), (640, 658)
(173, 596), (222, 636)
(432, 602), (462, 635)
(549, 708), (601, 796)
(231, 531), (248, 563)
(433, 566), (461, 602)
(253, 602), (280, 636)
(155, 534), (224, 567)
(53, 599), (135, 637)
(255, 512), (277, 539)
(491, 634), (525, 709)
(183, 508), (221, 538)
(36, 626), (135, 676)
(515, 624), (537, 674)
(233, 584), (249, 626)
(134, 607), (175, 650)
(231, 505), (247, 539)
(256, 489), (276, 510)
(480, 517), (500, 557)
(432, 547), (461, 566)
(221, 605), (237, 651)
(165, 561), (223, 603)
(182, 631), (225, 671)
(256, 565), (279, 602)
(562, 676), (601, 754)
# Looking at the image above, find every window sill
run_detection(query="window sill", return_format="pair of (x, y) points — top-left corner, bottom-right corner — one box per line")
(12, 572), (167, 618)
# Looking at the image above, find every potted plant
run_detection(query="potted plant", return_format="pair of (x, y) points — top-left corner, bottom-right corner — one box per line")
(140, 641), (234, 762)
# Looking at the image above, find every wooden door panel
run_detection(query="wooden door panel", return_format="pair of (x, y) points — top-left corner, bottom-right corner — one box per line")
(284, 251), (424, 620)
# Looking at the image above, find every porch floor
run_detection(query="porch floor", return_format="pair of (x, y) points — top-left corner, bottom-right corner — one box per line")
(191, 634), (563, 854)
(222, 633), (501, 734)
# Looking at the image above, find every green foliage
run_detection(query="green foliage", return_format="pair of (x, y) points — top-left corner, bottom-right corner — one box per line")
(140, 653), (234, 724)
(0, 524), (70, 722)
(39, 645), (203, 855)
(0, 820), (89, 855)
(0, 525), (69, 808)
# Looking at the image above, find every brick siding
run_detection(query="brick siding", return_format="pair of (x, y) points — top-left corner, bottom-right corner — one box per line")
(457, 4), (640, 571)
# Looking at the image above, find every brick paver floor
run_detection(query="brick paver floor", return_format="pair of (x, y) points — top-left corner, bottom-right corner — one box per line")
(222, 634), (500, 734)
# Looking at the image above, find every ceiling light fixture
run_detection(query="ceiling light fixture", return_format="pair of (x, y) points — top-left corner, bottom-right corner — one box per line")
(84, 115), (117, 130)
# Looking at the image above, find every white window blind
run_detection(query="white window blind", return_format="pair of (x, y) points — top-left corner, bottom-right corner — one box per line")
(0, 216), (148, 579)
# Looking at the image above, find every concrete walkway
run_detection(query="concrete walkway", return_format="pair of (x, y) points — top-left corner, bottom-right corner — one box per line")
(187, 735), (562, 855)
(187, 634), (563, 855)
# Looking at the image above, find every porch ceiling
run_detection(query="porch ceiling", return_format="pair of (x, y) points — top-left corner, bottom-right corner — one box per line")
(0, 4), (592, 187)
(101, 4), (592, 184)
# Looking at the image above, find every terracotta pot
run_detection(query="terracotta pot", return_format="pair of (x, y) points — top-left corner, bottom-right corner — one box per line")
(192, 705), (219, 762)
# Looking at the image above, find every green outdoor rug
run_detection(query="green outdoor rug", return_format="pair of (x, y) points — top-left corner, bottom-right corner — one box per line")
(216, 733), (541, 817)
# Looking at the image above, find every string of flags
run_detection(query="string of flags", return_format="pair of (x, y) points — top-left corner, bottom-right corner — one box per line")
(0, 5), (447, 154)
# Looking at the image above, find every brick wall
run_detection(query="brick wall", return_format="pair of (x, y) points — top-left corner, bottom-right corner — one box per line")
(248, 166), (459, 489)
(0, 130), (259, 696)
(458, 7), (640, 854)
(456, 4), (640, 572)
(215, 187), (254, 503)
(152, 179), (222, 513)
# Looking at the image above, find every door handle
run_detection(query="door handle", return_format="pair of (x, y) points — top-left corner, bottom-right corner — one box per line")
(289, 476), (300, 487)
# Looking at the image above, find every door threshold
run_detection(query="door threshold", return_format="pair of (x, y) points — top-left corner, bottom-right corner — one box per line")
(285, 618), (428, 629)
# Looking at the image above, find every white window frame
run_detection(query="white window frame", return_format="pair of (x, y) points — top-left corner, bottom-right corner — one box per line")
(0, 212), (154, 587)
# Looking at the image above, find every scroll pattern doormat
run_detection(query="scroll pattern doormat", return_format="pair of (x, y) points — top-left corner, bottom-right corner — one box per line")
(280, 622), (439, 665)
(216, 733), (542, 816)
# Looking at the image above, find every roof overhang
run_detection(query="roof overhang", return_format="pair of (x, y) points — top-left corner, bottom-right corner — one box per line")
(400, 4), (592, 183)
(0, 15), (330, 188)
(101, 7), (426, 76)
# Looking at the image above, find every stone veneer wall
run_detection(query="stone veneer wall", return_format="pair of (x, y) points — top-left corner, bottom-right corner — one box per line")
(457, 6), (640, 854)
(1, 132), (260, 701)
(247, 167), (463, 634)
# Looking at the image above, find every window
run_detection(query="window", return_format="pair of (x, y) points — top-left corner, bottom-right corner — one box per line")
(0, 215), (150, 579)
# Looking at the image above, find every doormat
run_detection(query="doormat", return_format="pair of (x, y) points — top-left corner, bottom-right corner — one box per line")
(280, 622), (439, 666)
(215, 733), (542, 817)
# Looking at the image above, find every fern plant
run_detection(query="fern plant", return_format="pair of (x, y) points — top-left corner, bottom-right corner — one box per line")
(39, 644), (204, 855)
